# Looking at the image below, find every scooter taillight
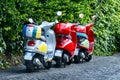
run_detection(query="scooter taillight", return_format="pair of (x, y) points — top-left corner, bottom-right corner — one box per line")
(28, 41), (35, 46)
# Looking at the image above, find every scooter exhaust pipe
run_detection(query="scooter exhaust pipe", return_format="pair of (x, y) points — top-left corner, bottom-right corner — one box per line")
(80, 52), (85, 58)
(33, 58), (42, 66)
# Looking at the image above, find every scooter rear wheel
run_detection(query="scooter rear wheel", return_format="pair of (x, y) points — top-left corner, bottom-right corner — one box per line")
(25, 55), (41, 72)
(66, 59), (72, 65)
(25, 60), (34, 72)
(84, 54), (92, 62)
(43, 61), (52, 69)
(62, 53), (67, 68)
(62, 51), (72, 65)
(79, 49), (92, 62)
(54, 57), (62, 68)
(74, 55), (80, 63)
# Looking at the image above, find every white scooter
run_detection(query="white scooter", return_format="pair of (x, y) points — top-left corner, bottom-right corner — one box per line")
(22, 19), (56, 72)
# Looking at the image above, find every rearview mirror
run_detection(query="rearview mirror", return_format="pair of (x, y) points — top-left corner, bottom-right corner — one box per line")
(79, 13), (84, 18)
(29, 18), (34, 23)
(91, 15), (97, 20)
(57, 11), (62, 16)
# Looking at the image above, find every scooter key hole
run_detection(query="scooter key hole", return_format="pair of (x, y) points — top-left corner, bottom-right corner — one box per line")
(47, 35), (49, 37)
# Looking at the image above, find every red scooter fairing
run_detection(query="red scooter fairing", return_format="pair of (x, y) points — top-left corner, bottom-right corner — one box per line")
(54, 23), (77, 56)
(87, 30), (94, 53)
(54, 23), (76, 35)
(76, 30), (94, 53)
(72, 23), (94, 34)
(85, 23), (94, 53)
(56, 32), (77, 56)
(85, 23), (94, 33)
(72, 25), (86, 33)
(73, 23), (94, 53)
(71, 23), (94, 63)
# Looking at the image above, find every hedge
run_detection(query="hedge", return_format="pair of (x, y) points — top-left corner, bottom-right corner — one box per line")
(0, 0), (120, 68)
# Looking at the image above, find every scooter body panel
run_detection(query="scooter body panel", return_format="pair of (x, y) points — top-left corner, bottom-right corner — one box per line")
(22, 22), (56, 70)
(74, 23), (94, 54)
(56, 38), (76, 56)
(87, 30), (94, 53)
(45, 29), (56, 55)
(54, 23), (77, 57)
(24, 39), (47, 55)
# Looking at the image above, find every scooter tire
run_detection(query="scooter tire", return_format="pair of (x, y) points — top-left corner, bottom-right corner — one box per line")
(55, 57), (62, 68)
(62, 54), (67, 68)
(66, 59), (72, 65)
(74, 55), (80, 63)
(43, 61), (52, 69)
(25, 60), (34, 72)
(84, 55), (92, 62)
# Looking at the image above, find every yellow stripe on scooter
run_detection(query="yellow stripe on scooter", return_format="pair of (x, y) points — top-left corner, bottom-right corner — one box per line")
(36, 27), (41, 38)
(38, 42), (47, 53)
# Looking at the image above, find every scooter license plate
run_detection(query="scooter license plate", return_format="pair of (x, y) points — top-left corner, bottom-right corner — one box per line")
(55, 50), (62, 57)
(24, 52), (34, 60)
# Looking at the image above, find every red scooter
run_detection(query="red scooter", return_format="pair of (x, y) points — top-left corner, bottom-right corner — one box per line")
(53, 11), (94, 67)
(72, 23), (94, 63)
(53, 22), (77, 67)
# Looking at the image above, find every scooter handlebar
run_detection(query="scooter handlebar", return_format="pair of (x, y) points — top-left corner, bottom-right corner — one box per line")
(39, 21), (56, 31)
(47, 22), (56, 28)
(76, 23), (94, 27)
(40, 21), (56, 28)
